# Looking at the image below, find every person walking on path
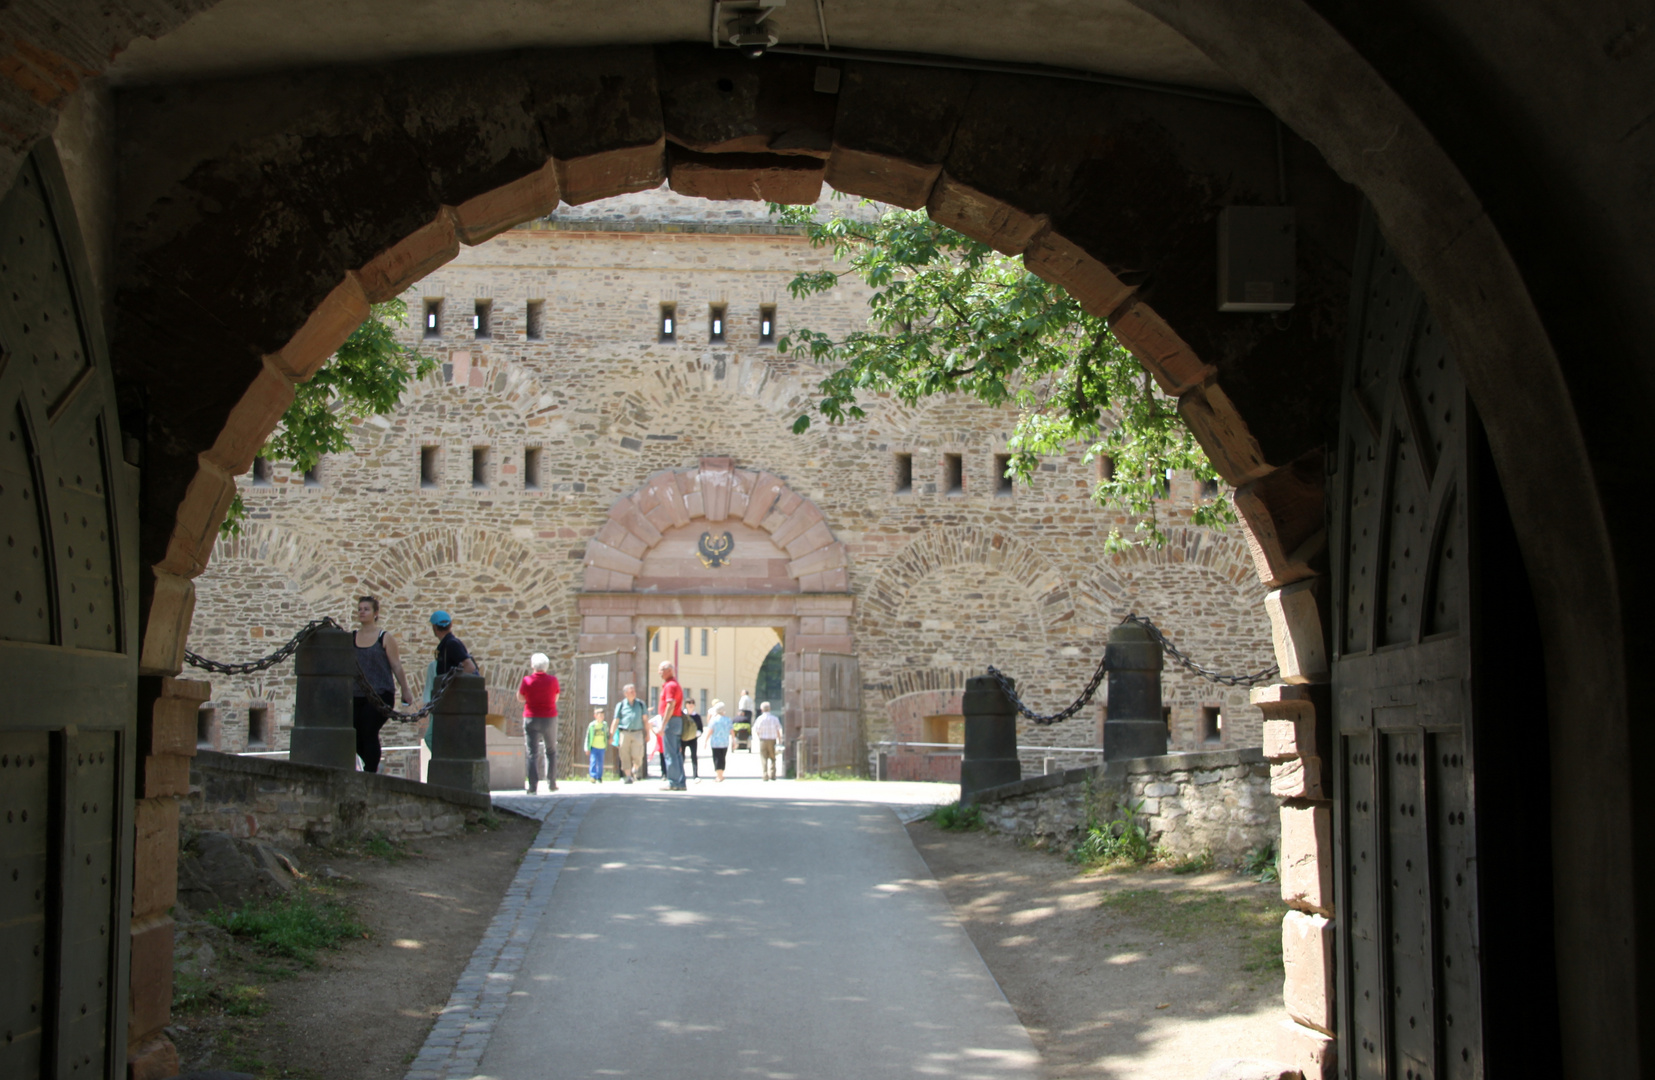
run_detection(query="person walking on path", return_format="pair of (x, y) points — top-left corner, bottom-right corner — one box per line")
(658, 661), (687, 791)
(517, 653), (560, 793)
(680, 695), (703, 781)
(706, 700), (734, 782)
(351, 596), (413, 773)
(585, 708), (609, 782)
(753, 703), (785, 781)
(609, 684), (647, 784)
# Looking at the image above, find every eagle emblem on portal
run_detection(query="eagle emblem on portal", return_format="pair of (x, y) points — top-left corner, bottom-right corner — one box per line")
(697, 530), (735, 569)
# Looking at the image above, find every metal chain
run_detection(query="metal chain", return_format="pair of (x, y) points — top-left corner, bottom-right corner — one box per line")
(186, 616), (476, 723)
(182, 617), (341, 675)
(1119, 614), (1280, 688)
(986, 613), (1280, 724)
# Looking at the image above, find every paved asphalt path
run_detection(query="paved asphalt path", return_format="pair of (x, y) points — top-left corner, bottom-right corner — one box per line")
(476, 791), (1040, 1079)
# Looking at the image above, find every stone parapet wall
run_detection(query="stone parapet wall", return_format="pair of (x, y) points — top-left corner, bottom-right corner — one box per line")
(179, 750), (492, 848)
(969, 748), (1276, 862)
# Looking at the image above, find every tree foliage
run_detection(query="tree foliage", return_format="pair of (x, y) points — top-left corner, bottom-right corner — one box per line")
(220, 299), (437, 536)
(769, 201), (1232, 548)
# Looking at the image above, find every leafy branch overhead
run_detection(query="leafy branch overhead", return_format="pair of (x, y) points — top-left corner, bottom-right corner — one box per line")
(768, 202), (1231, 548)
(221, 299), (438, 536)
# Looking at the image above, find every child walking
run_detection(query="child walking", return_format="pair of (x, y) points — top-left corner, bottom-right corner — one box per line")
(585, 707), (608, 782)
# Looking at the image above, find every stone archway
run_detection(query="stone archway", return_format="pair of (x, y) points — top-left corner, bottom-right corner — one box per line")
(573, 458), (857, 769)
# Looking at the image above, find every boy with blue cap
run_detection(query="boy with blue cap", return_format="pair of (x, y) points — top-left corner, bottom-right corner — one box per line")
(429, 610), (478, 680)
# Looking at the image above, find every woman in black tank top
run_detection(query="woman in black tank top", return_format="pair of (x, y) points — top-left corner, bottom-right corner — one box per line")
(352, 596), (413, 772)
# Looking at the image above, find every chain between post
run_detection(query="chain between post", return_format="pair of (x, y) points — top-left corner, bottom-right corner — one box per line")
(986, 613), (1281, 724)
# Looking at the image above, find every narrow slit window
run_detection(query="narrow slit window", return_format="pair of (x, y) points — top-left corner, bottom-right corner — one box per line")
(525, 299), (545, 340)
(994, 453), (1014, 495)
(303, 464), (321, 488)
(894, 452), (913, 494)
(660, 304), (677, 342)
(1155, 468), (1173, 499)
(1202, 706), (1223, 743)
(523, 447), (543, 491)
(420, 446), (440, 489)
(1162, 705), (1173, 734)
(1200, 477), (1220, 499)
(474, 299), (492, 340)
(247, 703), (269, 749)
(251, 456), (273, 487)
(944, 453), (964, 495)
(709, 304), (726, 343)
(700, 628), (709, 656)
(197, 706), (216, 749)
(1096, 455), (1115, 483)
(759, 304), (776, 344)
(472, 446), (490, 489)
(423, 298), (442, 339)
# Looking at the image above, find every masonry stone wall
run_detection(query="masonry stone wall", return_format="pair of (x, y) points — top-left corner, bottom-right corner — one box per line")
(178, 751), (493, 848)
(971, 749), (1276, 863)
(187, 187), (1274, 774)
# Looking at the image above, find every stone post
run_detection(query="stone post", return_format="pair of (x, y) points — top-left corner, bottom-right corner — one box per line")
(288, 625), (357, 769)
(960, 674), (1021, 804)
(426, 673), (490, 794)
(1103, 622), (1166, 760)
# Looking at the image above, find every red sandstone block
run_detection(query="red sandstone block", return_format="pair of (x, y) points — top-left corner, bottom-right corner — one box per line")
(771, 502), (824, 550)
(1282, 911), (1335, 1034)
(1276, 1020), (1336, 1080)
(1235, 448), (1326, 588)
(795, 634), (854, 653)
(605, 616), (632, 634)
(1024, 229), (1135, 319)
(1280, 803), (1334, 915)
(788, 544), (846, 579)
(1266, 580), (1329, 684)
(141, 754), (190, 799)
(684, 490), (706, 520)
(128, 916), (175, 1040)
(1262, 718), (1317, 761)
(586, 539), (644, 576)
(1178, 382), (1272, 485)
(455, 160), (562, 245)
(784, 521), (836, 560)
(156, 461), (236, 578)
(128, 1035), (180, 1080)
(582, 567), (633, 593)
(1271, 756), (1324, 800)
(358, 211), (461, 303)
(270, 273), (371, 383)
(147, 698), (198, 758)
(668, 150), (825, 205)
(132, 798), (180, 919)
(204, 360), (295, 477)
(1110, 299), (1217, 396)
(556, 138), (667, 206)
(161, 677), (211, 702)
(139, 571), (195, 678)
(609, 498), (663, 546)
(926, 173), (1048, 255)
(824, 146), (941, 210)
(742, 473), (787, 528)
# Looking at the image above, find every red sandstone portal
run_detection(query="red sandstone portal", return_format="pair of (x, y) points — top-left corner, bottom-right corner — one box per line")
(574, 458), (860, 770)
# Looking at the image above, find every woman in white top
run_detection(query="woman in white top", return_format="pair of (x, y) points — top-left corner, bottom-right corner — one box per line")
(705, 701), (734, 782)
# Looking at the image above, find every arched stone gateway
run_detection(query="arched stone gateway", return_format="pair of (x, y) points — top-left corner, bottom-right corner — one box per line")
(574, 458), (858, 770)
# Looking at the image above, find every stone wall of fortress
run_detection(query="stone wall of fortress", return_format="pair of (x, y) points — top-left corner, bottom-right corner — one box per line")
(186, 189), (1274, 774)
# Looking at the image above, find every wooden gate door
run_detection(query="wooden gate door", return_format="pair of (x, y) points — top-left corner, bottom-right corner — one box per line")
(0, 146), (141, 1079)
(570, 652), (619, 778)
(817, 653), (860, 771)
(1330, 212), (1483, 1078)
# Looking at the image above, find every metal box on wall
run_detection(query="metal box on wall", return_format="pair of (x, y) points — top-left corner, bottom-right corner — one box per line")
(1218, 206), (1296, 312)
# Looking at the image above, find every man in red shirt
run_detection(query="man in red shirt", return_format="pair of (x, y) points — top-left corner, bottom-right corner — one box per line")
(517, 652), (560, 793)
(658, 660), (686, 790)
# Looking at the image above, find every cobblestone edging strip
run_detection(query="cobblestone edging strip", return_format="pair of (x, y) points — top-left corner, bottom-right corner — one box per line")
(404, 794), (594, 1080)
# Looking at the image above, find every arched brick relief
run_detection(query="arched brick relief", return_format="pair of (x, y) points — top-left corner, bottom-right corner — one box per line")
(582, 458), (848, 595)
(860, 524), (1071, 626)
(631, 351), (816, 423)
(1077, 525), (1263, 622)
(362, 526), (560, 605)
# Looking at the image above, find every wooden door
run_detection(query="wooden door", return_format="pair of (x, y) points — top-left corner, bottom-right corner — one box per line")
(0, 146), (140, 1080)
(570, 652), (619, 778)
(817, 653), (860, 771)
(1331, 211), (1482, 1079)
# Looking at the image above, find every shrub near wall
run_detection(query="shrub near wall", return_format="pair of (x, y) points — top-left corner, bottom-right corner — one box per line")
(970, 748), (1275, 862)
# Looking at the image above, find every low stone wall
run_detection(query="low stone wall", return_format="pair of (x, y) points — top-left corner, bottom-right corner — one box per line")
(179, 750), (494, 848)
(969, 748), (1275, 862)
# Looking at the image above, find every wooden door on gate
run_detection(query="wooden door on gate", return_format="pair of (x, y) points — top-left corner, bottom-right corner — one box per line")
(1330, 212), (1482, 1078)
(817, 653), (860, 771)
(0, 147), (141, 1080)
(570, 652), (619, 777)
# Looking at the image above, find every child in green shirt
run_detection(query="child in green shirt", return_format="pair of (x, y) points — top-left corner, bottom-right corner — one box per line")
(585, 708), (608, 782)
